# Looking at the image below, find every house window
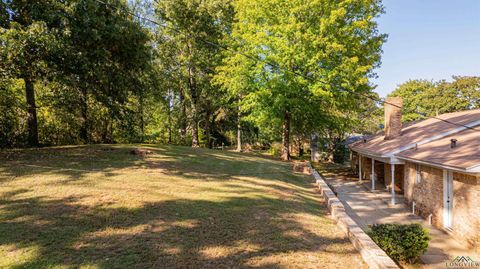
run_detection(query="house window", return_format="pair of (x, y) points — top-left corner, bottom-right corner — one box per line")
(416, 164), (422, 184)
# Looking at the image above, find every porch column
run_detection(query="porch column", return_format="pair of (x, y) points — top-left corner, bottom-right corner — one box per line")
(371, 158), (375, 191)
(391, 164), (396, 205)
(358, 154), (362, 182)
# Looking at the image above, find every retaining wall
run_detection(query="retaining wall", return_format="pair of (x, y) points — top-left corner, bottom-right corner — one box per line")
(310, 165), (399, 269)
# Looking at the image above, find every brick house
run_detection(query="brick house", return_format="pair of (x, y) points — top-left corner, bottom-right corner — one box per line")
(349, 98), (480, 251)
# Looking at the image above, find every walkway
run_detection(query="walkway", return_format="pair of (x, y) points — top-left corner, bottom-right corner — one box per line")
(322, 173), (478, 268)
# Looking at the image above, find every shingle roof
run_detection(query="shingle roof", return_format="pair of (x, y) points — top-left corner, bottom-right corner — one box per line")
(350, 110), (480, 158)
(396, 128), (480, 172)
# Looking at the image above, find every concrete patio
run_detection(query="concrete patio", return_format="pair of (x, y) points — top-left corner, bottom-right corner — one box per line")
(321, 172), (478, 268)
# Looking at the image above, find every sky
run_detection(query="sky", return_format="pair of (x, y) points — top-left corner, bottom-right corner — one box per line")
(373, 0), (480, 97)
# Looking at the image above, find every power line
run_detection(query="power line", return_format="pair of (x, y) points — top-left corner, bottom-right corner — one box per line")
(92, 0), (480, 133)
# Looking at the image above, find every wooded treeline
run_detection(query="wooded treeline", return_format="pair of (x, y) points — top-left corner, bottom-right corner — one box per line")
(1, 0), (387, 160)
(388, 76), (480, 122)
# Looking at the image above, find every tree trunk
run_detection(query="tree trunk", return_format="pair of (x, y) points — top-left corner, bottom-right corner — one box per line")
(24, 78), (38, 146)
(281, 110), (290, 161)
(167, 106), (172, 144)
(236, 106), (242, 152)
(80, 87), (88, 143)
(190, 103), (199, 148)
(102, 118), (109, 142)
(204, 110), (212, 149)
(298, 138), (304, 157)
(166, 89), (173, 144)
(188, 67), (199, 148)
(139, 92), (145, 142)
(329, 141), (338, 162)
(179, 90), (187, 145)
(210, 116), (215, 148)
(326, 130), (335, 162)
(109, 120), (114, 143)
(310, 133), (319, 162)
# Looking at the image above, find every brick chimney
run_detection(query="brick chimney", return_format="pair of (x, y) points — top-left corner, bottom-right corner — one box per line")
(384, 97), (403, 140)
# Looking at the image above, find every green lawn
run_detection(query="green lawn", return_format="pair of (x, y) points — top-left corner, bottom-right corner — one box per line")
(0, 145), (364, 268)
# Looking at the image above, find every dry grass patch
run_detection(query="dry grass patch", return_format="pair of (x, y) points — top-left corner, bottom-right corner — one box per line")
(0, 145), (365, 268)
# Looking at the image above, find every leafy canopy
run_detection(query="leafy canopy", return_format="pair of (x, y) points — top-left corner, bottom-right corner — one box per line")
(216, 0), (386, 139)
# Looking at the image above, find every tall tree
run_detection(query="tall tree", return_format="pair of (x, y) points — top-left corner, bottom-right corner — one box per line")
(155, 0), (233, 147)
(389, 76), (480, 122)
(388, 79), (436, 121)
(218, 0), (386, 160)
(60, 0), (152, 143)
(0, 0), (63, 146)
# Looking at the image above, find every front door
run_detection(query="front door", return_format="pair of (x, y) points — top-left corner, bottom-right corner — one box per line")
(443, 170), (454, 230)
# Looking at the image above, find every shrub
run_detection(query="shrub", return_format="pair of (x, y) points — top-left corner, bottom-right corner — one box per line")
(268, 142), (282, 156)
(333, 144), (348, 163)
(368, 223), (430, 264)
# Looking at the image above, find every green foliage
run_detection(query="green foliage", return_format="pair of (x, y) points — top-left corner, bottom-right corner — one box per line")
(0, 0), (161, 147)
(368, 223), (430, 264)
(0, 0), (65, 146)
(10, 0), (477, 154)
(332, 143), (348, 164)
(0, 79), (26, 147)
(155, 0), (234, 147)
(0, 0), (386, 151)
(388, 79), (436, 122)
(0, 21), (59, 79)
(389, 76), (480, 123)
(216, 0), (386, 156)
(268, 142), (282, 156)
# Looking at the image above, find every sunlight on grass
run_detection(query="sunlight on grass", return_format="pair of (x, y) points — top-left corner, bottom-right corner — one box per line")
(0, 145), (365, 268)
(0, 244), (40, 269)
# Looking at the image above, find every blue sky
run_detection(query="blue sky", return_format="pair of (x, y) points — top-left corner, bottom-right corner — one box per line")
(373, 0), (480, 97)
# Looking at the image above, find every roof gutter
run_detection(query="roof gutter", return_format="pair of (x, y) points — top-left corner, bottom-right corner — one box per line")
(351, 149), (405, 164)
(397, 155), (480, 175)
(466, 164), (480, 173)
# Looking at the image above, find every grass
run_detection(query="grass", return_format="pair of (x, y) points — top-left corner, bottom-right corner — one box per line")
(0, 145), (365, 268)
(312, 162), (358, 181)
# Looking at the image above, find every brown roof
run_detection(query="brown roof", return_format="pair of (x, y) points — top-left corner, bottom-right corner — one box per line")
(350, 109), (480, 157)
(396, 128), (480, 171)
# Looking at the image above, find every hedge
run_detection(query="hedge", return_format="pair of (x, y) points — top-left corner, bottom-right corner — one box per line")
(368, 223), (430, 264)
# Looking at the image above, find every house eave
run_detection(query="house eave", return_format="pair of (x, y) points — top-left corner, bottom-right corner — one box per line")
(397, 156), (480, 175)
(466, 164), (480, 173)
(351, 148), (404, 164)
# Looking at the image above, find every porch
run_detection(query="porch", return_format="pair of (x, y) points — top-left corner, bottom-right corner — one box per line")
(316, 163), (478, 267)
(360, 180), (406, 206)
(351, 152), (405, 205)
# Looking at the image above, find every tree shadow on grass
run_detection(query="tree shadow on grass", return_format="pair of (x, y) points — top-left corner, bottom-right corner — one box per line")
(0, 145), (145, 184)
(0, 145), (305, 188)
(0, 145), (363, 268)
(0, 190), (358, 268)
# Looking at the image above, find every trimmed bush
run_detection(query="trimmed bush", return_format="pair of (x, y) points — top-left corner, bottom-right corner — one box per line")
(368, 223), (430, 264)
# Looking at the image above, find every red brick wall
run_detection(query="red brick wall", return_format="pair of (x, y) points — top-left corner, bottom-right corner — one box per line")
(403, 162), (416, 201)
(384, 97), (403, 140)
(374, 161), (385, 183)
(383, 163), (404, 192)
(403, 163), (444, 227)
(452, 172), (480, 251)
(359, 155), (372, 180)
(404, 162), (480, 251)
(384, 163), (391, 187)
(351, 152), (358, 171)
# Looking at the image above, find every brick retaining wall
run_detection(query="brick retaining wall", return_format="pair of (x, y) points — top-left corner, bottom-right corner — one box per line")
(310, 164), (399, 269)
